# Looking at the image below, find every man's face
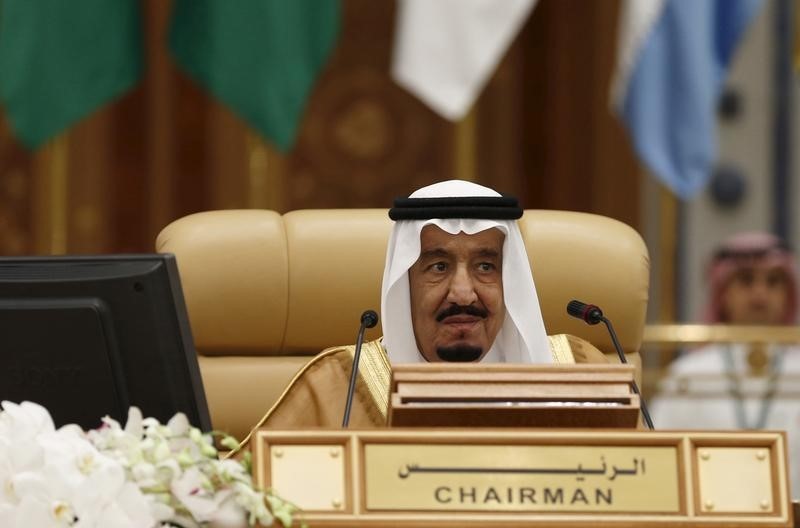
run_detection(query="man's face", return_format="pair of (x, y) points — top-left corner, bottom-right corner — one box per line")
(408, 225), (506, 362)
(720, 261), (790, 325)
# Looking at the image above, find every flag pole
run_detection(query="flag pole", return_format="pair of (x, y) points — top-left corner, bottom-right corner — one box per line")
(454, 106), (477, 182)
(247, 132), (285, 212)
(33, 134), (69, 254)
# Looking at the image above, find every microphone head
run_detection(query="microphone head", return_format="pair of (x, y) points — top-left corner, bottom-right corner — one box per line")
(360, 309), (379, 329)
(566, 300), (603, 325)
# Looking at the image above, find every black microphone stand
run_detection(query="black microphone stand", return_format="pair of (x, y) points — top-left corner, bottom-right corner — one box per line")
(567, 300), (654, 430)
(599, 315), (655, 430)
(342, 310), (379, 427)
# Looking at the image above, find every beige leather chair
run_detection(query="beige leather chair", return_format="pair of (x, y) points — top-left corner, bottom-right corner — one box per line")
(156, 209), (649, 439)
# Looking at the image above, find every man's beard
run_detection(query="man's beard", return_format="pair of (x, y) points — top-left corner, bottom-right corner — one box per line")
(434, 304), (489, 362)
(436, 344), (483, 362)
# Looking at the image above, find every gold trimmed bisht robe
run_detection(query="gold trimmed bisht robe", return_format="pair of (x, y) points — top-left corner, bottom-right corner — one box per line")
(244, 334), (609, 435)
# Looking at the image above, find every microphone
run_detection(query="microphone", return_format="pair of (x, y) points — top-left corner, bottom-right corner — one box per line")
(566, 300), (655, 430)
(566, 300), (603, 325)
(342, 309), (379, 427)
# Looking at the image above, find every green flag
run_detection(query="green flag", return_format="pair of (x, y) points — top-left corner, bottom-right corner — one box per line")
(0, 0), (142, 148)
(169, 0), (340, 151)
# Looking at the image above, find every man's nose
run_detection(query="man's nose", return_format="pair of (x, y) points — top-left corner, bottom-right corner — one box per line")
(446, 265), (479, 305)
(750, 278), (771, 298)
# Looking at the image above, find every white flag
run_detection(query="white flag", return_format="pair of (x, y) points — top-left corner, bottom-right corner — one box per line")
(391, 0), (537, 121)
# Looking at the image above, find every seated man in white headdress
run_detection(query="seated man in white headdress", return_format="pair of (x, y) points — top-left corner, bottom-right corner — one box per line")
(250, 180), (608, 430)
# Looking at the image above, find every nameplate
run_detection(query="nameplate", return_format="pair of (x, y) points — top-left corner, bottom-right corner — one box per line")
(364, 444), (678, 512)
(251, 429), (793, 527)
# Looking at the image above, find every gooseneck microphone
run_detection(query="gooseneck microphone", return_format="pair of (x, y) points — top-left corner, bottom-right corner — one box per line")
(342, 309), (380, 427)
(566, 300), (655, 430)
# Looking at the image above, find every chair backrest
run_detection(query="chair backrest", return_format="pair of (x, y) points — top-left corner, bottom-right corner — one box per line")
(155, 209), (649, 438)
(519, 210), (649, 356)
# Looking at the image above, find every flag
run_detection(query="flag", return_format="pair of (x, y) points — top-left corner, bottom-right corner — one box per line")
(392, 0), (537, 121)
(611, 0), (763, 199)
(169, 0), (340, 151)
(0, 0), (142, 149)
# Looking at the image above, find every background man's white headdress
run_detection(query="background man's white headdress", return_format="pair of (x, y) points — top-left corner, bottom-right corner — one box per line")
(380, 180), (552, 364)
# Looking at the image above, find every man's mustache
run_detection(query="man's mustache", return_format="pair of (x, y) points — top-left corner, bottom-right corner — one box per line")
(436, 304), (488, 322)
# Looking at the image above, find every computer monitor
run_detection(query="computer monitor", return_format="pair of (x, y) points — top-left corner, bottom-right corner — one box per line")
(0, 254), (211, 431)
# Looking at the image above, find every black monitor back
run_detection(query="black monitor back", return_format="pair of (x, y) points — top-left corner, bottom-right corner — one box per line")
(0, 254), (211, 431)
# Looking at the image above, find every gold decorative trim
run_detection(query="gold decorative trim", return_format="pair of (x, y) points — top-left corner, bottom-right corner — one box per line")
(352, 339), (392, 420)
(548, 334), (575, 364)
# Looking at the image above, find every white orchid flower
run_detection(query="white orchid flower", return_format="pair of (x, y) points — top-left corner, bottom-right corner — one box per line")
(0, 402), (294, 527)
(123, 407), (144, 438)
(172, 466), (229, 522)
(0, 401), (53, 475)
(0, 401), (55, 437)
(166, 413), (190, 437)
(236, 483), (275, 527)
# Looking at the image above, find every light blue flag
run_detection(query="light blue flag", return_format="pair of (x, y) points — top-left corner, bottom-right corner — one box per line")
(615, 0), (763, 199)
